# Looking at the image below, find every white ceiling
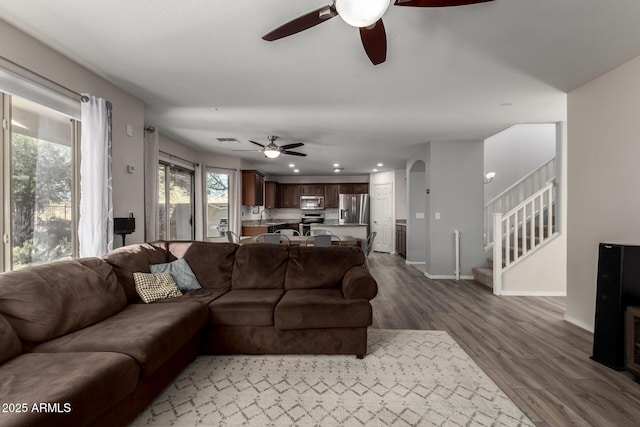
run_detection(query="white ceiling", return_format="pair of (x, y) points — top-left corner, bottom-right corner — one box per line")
(1, 0), (640, 175)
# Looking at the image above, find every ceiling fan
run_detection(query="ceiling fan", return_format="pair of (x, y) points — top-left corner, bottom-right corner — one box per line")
(234, 135), (307, 159)
(262, 0), (494, 65)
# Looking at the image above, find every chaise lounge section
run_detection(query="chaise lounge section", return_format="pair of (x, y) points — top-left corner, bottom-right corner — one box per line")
(0, 241), (377, 427)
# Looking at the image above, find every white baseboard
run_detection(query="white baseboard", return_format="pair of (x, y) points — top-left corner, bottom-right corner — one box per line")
(405, 261), (425, 265)
(497, 290), (567, 297)
(564, 314), (594, 333)
(424, 271), (474, 280)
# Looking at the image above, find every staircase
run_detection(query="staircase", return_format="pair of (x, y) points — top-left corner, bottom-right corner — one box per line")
(474, 159), (557, 293)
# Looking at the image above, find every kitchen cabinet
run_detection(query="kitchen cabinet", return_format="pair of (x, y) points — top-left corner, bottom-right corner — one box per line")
(339, 183), (368, 194)
(265, 181), (277, 209)
(352, 183), (369, 194)
(278, 184), (300, 208)
(300, 185), (324, 196)
(395, 224), (406, 258)
(324, 185), (339, 208)
(241, 170), (264, 206)
(242, 226), (268, 236)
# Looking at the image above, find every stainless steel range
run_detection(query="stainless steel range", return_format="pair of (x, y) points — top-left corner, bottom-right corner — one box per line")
(299, 212), (324, 236)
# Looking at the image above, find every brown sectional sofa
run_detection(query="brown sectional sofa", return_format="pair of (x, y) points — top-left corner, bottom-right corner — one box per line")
(0, 241), (377, 427)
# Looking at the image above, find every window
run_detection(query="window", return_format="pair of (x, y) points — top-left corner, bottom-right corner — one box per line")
(206, 169), (230, 240)
(158, 162), (194, 240)
(1, 93), (79, 271)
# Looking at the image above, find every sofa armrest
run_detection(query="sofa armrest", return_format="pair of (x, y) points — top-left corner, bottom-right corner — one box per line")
(342, 266), (378, 300)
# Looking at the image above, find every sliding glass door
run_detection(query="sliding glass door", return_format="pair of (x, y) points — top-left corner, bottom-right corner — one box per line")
(206, 169), (230, 240)
(158, 162), (194, 240)
(1, 94), (78, 271)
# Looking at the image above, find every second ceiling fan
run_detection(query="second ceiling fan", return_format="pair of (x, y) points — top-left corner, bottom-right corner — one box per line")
(234, 135), (307, 159)
(262, 0), (494, 65)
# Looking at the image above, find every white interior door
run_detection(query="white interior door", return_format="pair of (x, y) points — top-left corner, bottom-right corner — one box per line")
(372, 183), (393, 253)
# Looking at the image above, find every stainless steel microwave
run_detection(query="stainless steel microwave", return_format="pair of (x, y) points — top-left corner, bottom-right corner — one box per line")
(300, 195), (324, 210)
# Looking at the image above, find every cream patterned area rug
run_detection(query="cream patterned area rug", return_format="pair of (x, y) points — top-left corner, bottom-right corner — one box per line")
(131, 329), (533, 426)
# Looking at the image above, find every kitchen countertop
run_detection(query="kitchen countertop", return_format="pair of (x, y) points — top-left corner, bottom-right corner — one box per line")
(242, 219), (300, 228)
(316, 222), (368, 226)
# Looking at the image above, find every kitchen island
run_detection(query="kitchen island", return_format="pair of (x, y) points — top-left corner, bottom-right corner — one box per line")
(241, 219), (300, 236)
(311, 223), (368, 240)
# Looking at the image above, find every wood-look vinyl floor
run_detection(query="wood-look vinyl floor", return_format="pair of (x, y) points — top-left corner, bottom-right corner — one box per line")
(367, 252), (640, 427)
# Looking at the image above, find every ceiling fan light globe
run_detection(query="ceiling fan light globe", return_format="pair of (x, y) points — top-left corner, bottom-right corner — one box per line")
(336, 0), (390, 27)
(264, 149), (281, 159)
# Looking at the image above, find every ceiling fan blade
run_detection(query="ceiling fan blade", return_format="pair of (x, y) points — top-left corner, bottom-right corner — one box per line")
(280, 142), (304, 150)
(262, 5), (337, 41)
(283, 151), (307, 157)
(394, 0), (493, 7)
(249, 140), (265, 148)
(360, 19), (387, 65)
(232, 149), (262, 152)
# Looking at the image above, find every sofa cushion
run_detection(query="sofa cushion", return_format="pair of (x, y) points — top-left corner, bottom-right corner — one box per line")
(232, 244), (289, 290)
(0, 258), (126, 343)
(274, 289), (372, 330)
(0, 352), (139, 427)
(150, 258), (201, 291)
(30, 302), (207, 378)
(155, 287), (228, 306)
(0, 314), (21, 364)
(209, 289), (284, 326)
(103, 242), (169, 302)
(284, 246), (366, 290)
(133, 272), (183, 303)
(166, 241), (237, 290)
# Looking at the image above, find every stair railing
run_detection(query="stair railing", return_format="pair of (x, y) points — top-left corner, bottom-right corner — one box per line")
(492, 180), (556, 295)
(485, 158), (555, 249)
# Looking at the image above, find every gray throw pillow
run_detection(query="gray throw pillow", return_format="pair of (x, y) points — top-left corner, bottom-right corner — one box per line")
(150, 258), (202, 292)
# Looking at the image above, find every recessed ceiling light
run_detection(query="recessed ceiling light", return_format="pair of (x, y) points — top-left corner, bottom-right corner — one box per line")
(333, 163), (340, 167)
(372, 169), (379, 172)
(334, 167), (343, 173)
(376, 163), (383, 167)
(293, 169), (300, 173)
(289, 163), (295, 168)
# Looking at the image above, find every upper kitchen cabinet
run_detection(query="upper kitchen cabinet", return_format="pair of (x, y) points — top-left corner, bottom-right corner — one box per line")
(300, 185), (324, 196)
(279, 184), (300, 208)
(264, 181), (278, 209)
(324, 185), (339, 208)
(339, 183), (369, 194)
(241, 170), (264, 206)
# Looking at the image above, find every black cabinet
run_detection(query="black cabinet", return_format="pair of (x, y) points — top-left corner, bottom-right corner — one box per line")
(592, 243), (640, 370)
(395, 224), (406, 258)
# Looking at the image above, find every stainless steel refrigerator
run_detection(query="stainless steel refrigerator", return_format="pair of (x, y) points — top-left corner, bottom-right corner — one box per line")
(339, 194), (370, 226)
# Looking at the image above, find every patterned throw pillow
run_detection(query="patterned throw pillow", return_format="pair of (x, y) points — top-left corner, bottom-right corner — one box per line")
(150, 258), (202, 292)
(133, 272), (183, 303)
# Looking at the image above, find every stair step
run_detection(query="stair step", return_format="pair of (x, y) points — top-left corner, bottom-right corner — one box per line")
(472, 266), (493, 289)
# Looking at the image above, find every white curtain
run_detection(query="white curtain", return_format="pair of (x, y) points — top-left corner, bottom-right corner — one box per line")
(78, 95), (113, 257)
(230, 170), (242, 236)
(194, 162), (204, 241)
(144, 128), (159, 241)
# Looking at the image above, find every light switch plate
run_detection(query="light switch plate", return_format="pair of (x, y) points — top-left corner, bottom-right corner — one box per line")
(435, 212), (441, 220)
(126, 124), (133, 137)
(416, 212), (424, 219)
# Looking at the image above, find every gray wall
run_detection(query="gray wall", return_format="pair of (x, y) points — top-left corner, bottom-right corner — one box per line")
(430, 141), (485, 276)
(0, 19), (146, 245)
(567, 54), (640, 330)
(407, 160), (427, 263)
(406, 141), (484, 277)
(484, 124), (556, 201)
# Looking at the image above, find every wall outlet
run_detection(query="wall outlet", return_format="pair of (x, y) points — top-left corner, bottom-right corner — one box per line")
(126, 124), (133, 137)
(435, 212), (441, 220)
(416, 212), (424, 219)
